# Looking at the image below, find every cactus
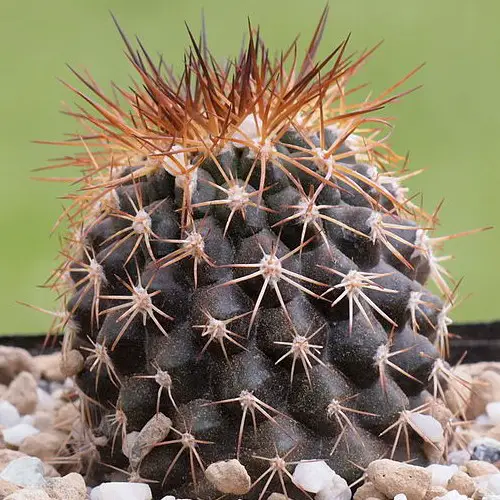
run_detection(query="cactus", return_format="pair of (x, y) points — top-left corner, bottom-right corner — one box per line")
(36, 9), (482, 500)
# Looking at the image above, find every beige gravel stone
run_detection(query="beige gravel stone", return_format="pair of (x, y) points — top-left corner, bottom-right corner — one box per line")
(129, 413), (171, 469)
(0, 348), (39, 385)
(19, 432), (67, 462)
(366, 459), (431, 500)
(53, 403), (79, 433)
(268, 495), (293, 500)
(59, 351), (84, 378)
(447, 471), (475, 496)
(354, 482), (387, 500)
(4, 490), (51, 500)
(465, 460), (499, 476)
(423, 486), (448, 500)
(428, 399), (454, 428)
(0, 478), (21, 498)
(456, 362), (500, 379)
(424, 440), (445, 463)
(42, 473), (86, 500)
(445, 372), (473, 416)
(33, 354), (65, 383)
(487, 424), (500, 441)
(205, 459), (251, 495)
(4, 372), (38, 415)
(33, 412), (54, 433)
(0, 385), (8, 399)
(467, 371), (500, 418)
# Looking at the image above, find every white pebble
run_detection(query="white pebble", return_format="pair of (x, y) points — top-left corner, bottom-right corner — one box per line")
(447, 450), (471, 466)
(36, 388), (55, 411)
(486, 402), (500, 425)
(434, 490), (469, 500)
(315, 472), (351, 500)
(0, 456), (46, 487)
(90, 488), (101, 500)
(19, 414), (36, 426)
(160, 497), (192, 500)
(91, 482), (152, 500)
(487, 474), (500, 495)
(2, 422), (40, 446)
(476, 414), (492, 425)
(293, 460), (336, 493)
(0, 400), (21, 427)
(394, 495), (408, 500)
(409, 413), (444, 443)
(426, 464), (459, 487)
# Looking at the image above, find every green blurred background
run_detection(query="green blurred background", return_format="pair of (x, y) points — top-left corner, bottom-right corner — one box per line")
(1, 0), (498, 334)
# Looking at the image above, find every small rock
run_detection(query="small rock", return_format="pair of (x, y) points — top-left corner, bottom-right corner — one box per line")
(123, 432), (139, 459)
(477, 414), (492, 426)
(468, 371), (500, 419)
(0, 456), (46, 487)
(60, 351), (84, 378)
(366, 460), (431, 500)
(90, 482), (152, 500)
(447, 450), (471, 466)
(0, 384), (8, 398)
(426, 464), (459, 487)
(34, 411), (54, 432)
(447, 471), (475, 497)
(315, 472), (351, 500)
(465, 460), (499, 476)
(4, 490), (51, 500)
(423, 440), (445, 464)
(394, 495), (408, 500)
(0, 347), (38, 385)
(268, 495), (293, 500)
(292, 461), (336, 493)
(423, 486), (447, 500)
(353, 482), (386, 500)
(482, 474), (500, 495)
(0, 450), (26, 470)
(159, 497), (192, 500)
(408, 413), (444, 443)
(0, 450), (58, 480)
(434, 491), (468, 500)
(5, 372), (38, 415)
(427, 400), (454, 429)
(42, 472), (87, 500)
(205, 459), (251, 495)
(2, 424), (40, 447)
(488, 425), (500, 442)
(470, 438), (500, 464)
(445, 371), (473, 416)
(19, 415), (36, 427)
(34, 354), (65, 383)
(36, 388), (55, 412)
(0, 478), (21, 497)
(0, 401), (21, 428)
(53, 403), (79, 433)
(129, 414), (171, 469)
(19, 432), (66, 461)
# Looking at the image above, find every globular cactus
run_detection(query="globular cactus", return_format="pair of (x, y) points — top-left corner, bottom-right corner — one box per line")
(36, 9), (483, 500)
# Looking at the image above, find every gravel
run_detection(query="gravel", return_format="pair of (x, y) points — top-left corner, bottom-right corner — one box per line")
(0, 347), (497, 499)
